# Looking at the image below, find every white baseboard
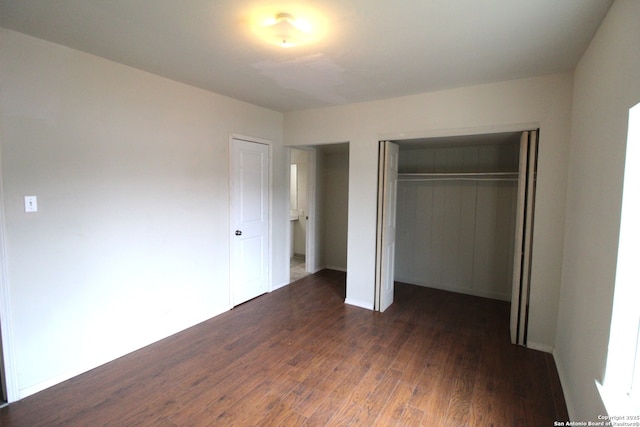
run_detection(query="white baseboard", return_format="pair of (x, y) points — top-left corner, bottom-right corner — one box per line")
(272, 280), (289, 291)
(553, 348), (576, 420)
(527, 341), (554, 354)
(212, 305), (233, 318)
(344, 298), (373, 310)
(394, 276), (510, 302)
(17, 306), (231, 400)
(324, 265), (347, 273)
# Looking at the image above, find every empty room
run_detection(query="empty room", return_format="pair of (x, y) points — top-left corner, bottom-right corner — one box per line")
(0, 0), (639, 425)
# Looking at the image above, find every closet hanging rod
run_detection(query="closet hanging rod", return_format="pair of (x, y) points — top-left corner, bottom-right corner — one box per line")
(398, 177), (518, 182)
(398, 172), (518, 177)
(398, 172), (519, 182)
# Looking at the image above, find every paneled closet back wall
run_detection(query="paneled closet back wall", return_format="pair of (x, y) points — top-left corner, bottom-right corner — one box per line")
(394, 141), (519, 301)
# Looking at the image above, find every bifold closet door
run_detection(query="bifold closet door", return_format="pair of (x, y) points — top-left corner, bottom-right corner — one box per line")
(510, 130), (538, 346)
(375, 141), (399, 312)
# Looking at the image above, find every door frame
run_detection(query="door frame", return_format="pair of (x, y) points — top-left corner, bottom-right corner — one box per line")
(287, 147), (319, 278)
(0, 161), (18, 403)
(229, 133), (273, 307)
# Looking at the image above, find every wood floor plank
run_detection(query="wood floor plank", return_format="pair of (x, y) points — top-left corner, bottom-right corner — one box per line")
(301, 364), (371, 425)
(468, 385), (514, 427)
(330, 368), (402, 426)
(292, 315), (379, 417)
(443, 367), (476, 426)
(374, 380), (417, 424)
(0, 271), (568, 426)
(396, 405), (425, 426)
(546, 352), (570, 421)
(311, 364), (384, 425)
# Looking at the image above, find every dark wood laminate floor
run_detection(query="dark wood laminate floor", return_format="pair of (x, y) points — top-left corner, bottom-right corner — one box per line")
(0, 270), (567, 426)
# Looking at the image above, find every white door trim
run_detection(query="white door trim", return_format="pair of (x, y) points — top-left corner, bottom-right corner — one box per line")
(0, 150), (18, 403)
(286, 148), (293, 284)
(304, 149), (317, 274)
(287, 146), (319, 277)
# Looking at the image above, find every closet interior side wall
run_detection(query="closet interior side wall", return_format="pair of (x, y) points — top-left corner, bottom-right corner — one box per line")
(394, 141), (519, 301)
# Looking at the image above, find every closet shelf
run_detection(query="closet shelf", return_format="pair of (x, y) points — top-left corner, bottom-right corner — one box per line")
(398, 172), (518, 182)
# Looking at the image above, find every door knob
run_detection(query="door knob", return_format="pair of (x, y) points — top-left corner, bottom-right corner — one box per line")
(235, 230), (242, 236)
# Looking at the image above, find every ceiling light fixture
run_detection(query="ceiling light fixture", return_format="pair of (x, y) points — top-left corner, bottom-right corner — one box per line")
(263, 12), (311, 48)
(249, 6), (327, 49)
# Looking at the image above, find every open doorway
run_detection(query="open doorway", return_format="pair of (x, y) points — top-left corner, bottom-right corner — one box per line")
(375, 131), (538, 346)
(290, 148), (311, 282)
(288, 143), (350, 283)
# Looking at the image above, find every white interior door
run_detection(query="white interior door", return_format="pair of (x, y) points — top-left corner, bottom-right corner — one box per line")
(376, 141), (399, 312)
(510, 130), (538, 345)
(230, 137), (270, 306)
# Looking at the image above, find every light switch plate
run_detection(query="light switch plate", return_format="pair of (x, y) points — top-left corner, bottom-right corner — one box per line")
(24, 196), (38, 213)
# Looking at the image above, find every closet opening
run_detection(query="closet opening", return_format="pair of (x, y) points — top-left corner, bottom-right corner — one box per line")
(375, 130), (538, 346)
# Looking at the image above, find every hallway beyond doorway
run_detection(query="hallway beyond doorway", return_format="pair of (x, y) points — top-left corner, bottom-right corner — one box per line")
(290, 255), (309, 283)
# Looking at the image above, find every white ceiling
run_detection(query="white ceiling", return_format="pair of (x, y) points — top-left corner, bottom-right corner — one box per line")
(0, 0), (613, 112)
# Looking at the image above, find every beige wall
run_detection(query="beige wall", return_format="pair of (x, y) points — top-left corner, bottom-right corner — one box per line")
(0, 29), (284, 399)
(285, 72), (573, 348)
(556, 0), (640, 419)
(319, 147), (349, 271)
(291, 148), (309, 257)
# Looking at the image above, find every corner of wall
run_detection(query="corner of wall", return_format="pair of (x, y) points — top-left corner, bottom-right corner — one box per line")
(272, 280), (290, 291)
(553, 347), (576, 420)
(344, 298), (374, 311)
(526, 341), (554, 354)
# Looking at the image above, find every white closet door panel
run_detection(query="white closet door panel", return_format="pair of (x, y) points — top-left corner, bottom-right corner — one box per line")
(494, 183), (518, 298)
(376, 141), (399, 312)
(510, 131), (535, 345)
(518, 130), (538, 343)
(486, 182), (513, 297)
